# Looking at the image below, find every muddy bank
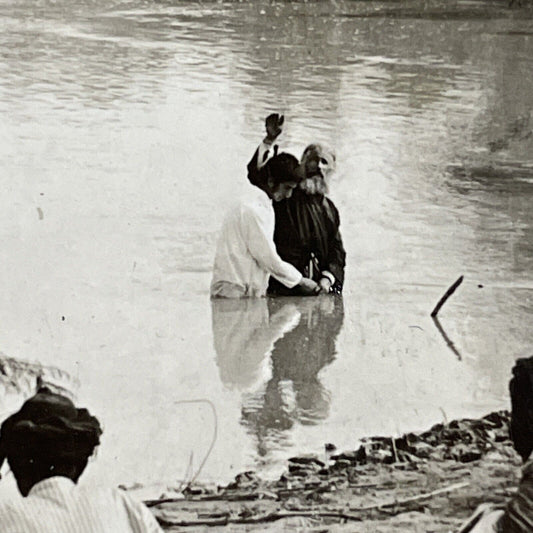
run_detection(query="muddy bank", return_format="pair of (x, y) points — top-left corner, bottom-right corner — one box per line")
(145, 410), (521, 532)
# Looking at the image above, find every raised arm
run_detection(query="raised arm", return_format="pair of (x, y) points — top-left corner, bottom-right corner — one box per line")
(247, 113), (284, 187)
(247, 141), (272, 187)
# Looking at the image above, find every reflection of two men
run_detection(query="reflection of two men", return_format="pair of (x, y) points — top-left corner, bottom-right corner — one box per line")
(212, 296), (344, 457)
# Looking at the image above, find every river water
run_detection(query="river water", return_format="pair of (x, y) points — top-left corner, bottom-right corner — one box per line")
(1, 0), (533, 494)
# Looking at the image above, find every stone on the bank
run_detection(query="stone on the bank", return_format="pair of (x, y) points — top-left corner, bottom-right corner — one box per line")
(182, 486), (204, 496)
(410, 441), (434, 459)
(289, 454), (325, 468)
(331, 458), (354, 470)
(448, 444), (482, 463)
(288, 464), (315, 477)
(226, 471), (260, 489)
(331, 445), (367, 465)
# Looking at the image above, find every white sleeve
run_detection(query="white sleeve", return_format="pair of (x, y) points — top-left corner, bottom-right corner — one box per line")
(242, 205), (302, 289)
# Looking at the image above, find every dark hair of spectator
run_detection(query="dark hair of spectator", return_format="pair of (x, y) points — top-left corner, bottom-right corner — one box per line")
(510, 357), (533, 462)
(0, 388), (102, 494)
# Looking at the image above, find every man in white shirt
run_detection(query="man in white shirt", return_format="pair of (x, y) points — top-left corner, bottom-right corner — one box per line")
(0, 387), (162, 533)
(211, 152), (318, 298)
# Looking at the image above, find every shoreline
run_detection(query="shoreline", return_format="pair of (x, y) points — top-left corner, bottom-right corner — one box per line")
(145, 409), (520, 532)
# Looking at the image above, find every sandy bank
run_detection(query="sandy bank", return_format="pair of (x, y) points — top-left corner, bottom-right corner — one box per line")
(144, 410), (521, 532)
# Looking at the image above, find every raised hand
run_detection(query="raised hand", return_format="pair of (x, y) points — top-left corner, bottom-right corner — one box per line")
(265, 113), (284, 142)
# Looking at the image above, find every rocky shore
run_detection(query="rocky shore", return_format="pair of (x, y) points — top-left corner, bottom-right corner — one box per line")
(146, 410), (521, 532)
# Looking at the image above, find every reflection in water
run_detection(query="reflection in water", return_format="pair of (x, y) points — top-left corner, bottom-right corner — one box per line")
(432, 317), (463, 361)
(211, 298), (301, 392)
(213, 297), (344, 458)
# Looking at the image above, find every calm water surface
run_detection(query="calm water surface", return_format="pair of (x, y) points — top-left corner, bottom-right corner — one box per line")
(1, 0), (533, 493)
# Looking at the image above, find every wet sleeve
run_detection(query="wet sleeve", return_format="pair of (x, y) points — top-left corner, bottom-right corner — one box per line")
(247, 141), (274, 187)
(242, 204), (302, 289)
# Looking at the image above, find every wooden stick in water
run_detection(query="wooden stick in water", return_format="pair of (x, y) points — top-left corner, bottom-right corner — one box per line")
(431, 275), (464, 318)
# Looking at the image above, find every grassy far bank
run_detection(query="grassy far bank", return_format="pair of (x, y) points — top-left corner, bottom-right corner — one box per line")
(145, 410), (520, 532)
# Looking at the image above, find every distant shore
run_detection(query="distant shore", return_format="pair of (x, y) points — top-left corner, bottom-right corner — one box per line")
(146, 410), (520, 532)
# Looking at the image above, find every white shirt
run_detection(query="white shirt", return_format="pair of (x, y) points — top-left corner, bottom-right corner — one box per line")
(0, 477), (163, 533)
(211, 186), (302, 298)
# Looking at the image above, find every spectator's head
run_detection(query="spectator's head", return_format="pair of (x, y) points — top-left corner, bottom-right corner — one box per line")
(263, 152), (301, 202)
(0, 388), (102, 496)
(510, 356), (533, 462)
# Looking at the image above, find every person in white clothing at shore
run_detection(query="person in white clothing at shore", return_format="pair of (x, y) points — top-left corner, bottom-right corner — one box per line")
(0, 387), (162, 533)
(211, 152), (318, 298)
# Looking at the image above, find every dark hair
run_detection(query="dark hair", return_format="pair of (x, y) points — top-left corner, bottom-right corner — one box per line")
(0, 388), (102, 492)
(510, 357), (533, 462)
(263, 152), (301, 186)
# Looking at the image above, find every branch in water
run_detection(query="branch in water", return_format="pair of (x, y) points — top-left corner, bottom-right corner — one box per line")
(431, 276), (464, 318)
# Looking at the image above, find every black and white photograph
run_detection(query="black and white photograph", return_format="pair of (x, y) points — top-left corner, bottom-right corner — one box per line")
(1, 0), (533, 531)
